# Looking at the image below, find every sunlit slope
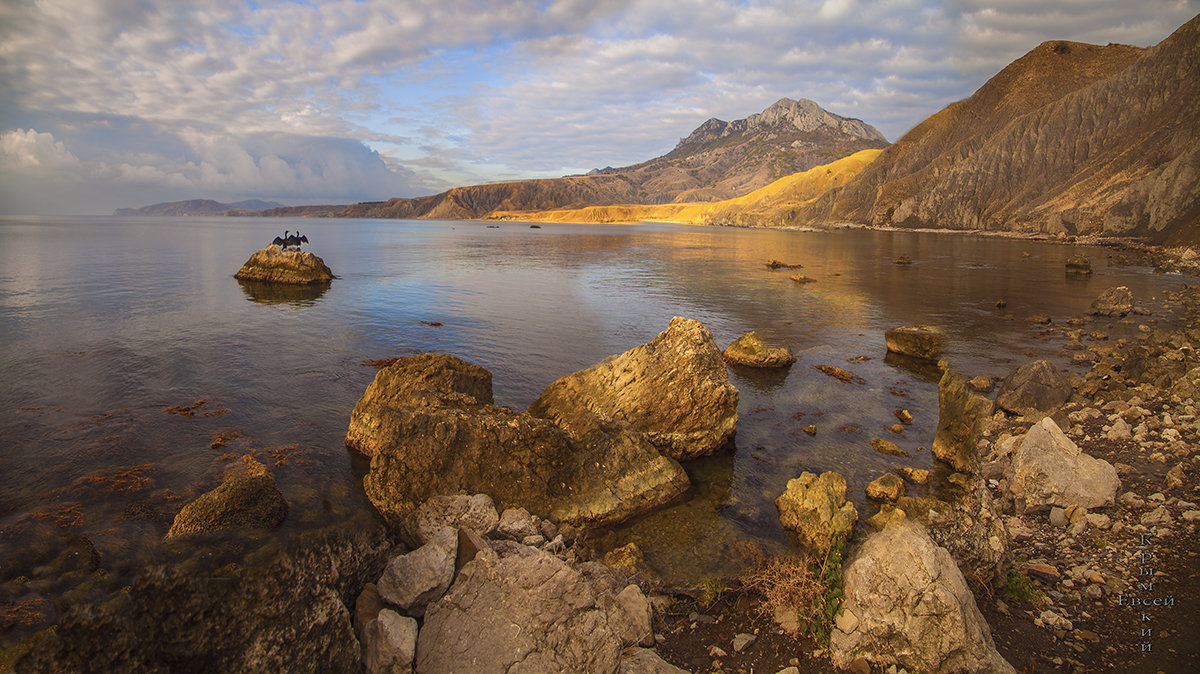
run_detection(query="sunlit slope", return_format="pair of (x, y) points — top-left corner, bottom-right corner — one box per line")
(489, 149), (882, 226)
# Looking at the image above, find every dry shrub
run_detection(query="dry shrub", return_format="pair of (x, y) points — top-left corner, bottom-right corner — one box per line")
(742, 553), (823, 620)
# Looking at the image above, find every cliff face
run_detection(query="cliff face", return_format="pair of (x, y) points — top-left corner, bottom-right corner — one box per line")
(802, 14), (1200, 244)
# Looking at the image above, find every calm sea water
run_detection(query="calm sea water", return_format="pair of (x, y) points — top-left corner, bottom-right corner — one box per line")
(0, 215), (1185, 592)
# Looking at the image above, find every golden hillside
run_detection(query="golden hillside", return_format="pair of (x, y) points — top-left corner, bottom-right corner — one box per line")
(489, 149), (882, 225)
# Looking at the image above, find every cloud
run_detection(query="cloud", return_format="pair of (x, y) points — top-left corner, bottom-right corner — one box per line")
(1, 0), (1197, 213)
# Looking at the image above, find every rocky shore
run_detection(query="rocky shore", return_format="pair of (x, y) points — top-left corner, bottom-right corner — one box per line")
(8, 251), (1200, 673)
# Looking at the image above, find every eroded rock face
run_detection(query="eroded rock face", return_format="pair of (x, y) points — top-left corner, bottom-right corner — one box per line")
(831, 519), (1015, 674)
(995, 360), (1072, 417)
(884, 325), (946, 361)
(1006, 417), (1120, 513)
(347, 353), (688, 528)
(1090, 285), (1134, 317)
(722, 330), (797, 368)
(530, 317), (739, 461)
(400, 493), (499, 548)
(165, 456), (288, 540)
(345, 354), (494, 457)
(415, 548), (651, 673)
(234, 245), (334, 285)
(774, 471), (858, 549)
(932, 369), (994, 474)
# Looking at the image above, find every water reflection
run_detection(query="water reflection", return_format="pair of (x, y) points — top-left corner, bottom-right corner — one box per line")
(237, 279), (330, 305)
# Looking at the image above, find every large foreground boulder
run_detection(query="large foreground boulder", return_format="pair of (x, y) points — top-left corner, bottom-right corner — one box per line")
(831, 519), (1015, 674)
(1005, 417), (1119, 513)
(932, 369), (994, 474)
(234, 245), (334, 285)
(774, 471), (858, 549)
(346, 353), (688, 528)
(165, 456), (288, 540)
(416, 548), (651, 672)
(530, 317), (739, 461)
(884, 325), (946, 361)
(722, 330), (797, 367)
(995, 359), (1072, 417)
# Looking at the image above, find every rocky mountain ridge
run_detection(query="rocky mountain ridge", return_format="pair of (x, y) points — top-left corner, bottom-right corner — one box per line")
(795, 13), (1200, 244)
(115, 198), (285, 217)
(252, 98), (887, 220)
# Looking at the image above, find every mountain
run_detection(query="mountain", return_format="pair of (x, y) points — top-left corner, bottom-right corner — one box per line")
(593, 97), (888, 202)
(489, 149), (882, 226)
(115, 199), (285, 216)
(797, 13), (1200, 244)
(258, 98), (887, 221)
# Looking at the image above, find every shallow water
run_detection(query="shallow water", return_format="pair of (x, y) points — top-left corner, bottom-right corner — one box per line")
(0, 215), (1186, 594)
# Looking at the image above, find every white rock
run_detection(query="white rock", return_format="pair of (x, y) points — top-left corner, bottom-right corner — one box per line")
(830, 519), (1015, 673)
(364, 609), (418, 674)
(497, 507), (541, 540)
(377, 527), (458, 616)
(400, 493), (499, 547)
(1006, 418), (1119, 513)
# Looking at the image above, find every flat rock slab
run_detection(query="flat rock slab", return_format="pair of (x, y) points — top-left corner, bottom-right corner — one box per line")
(885, 325), (946, 361)
(234, 245), (333, 284)
(416, 548), (650, 672)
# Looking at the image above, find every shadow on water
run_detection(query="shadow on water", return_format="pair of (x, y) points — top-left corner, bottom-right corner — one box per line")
(727, 363), (793, 392)
(882, 352), (944, 382)
(237, 279), (330, 306)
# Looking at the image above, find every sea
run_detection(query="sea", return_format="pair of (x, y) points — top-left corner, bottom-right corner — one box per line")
(0, 215), (1186, 602)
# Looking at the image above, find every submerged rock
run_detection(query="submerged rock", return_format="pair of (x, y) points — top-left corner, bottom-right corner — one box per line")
(1064, 255), (1092, 274)
(416, 548), (652, 672)
(831, 519), (1015, 673)
(234, 244), (334, 285)
(722, 330), (797, 368)
(884, 325), (946, 361)
(1090, 285), (1134, 317)
(869, 438), (910, 458)
(774, 471), (858, 549)
(19, 528), (393, 673)
(995, 359), (1072, 417)
(164, 456), (288, 540)
(1006, 417), (1120, 513)
(530, 317), (738, 461)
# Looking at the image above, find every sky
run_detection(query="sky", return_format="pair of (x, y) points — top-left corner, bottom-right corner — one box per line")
(1, 0), (1196, 215)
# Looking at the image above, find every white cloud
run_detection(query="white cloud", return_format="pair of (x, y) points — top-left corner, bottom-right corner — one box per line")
(0, 128), (82, 170)
(1, 0), (1197, 213)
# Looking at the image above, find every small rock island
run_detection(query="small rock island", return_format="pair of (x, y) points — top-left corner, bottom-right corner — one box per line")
(234, 244), (334, 285)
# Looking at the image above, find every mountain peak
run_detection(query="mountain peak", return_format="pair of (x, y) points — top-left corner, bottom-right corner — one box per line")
(675, 97), (886, 150)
